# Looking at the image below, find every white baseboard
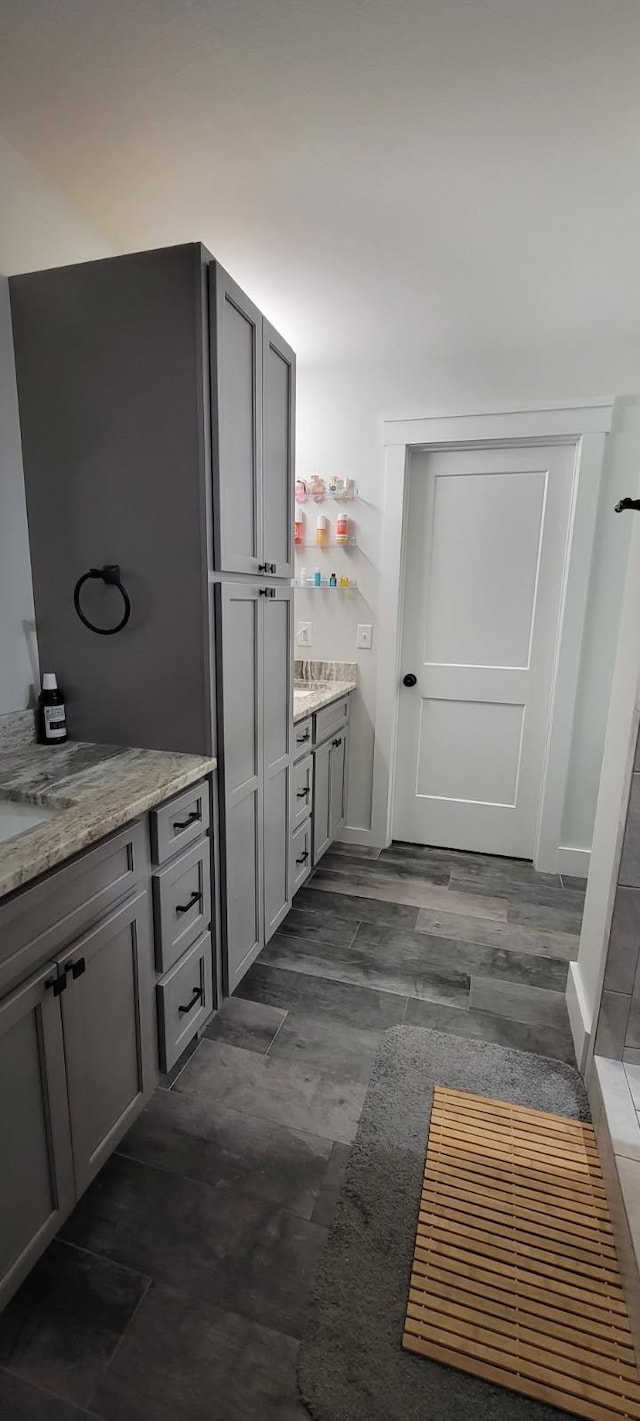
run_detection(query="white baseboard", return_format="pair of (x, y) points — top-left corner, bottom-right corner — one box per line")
(566, 961), (591, 1074)
(557, 845), (591, 878)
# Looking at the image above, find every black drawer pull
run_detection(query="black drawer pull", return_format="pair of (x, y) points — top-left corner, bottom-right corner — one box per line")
(173, 809), (200, 831)
(296, 787), (310, 799)
(176, 889), (202, 916)
(296, 850), (309, 865)
(297, 730), (310, 743)
(46, 974), (67, 997)
(178, 986), (203, 1015)
(65, 957), (86, 981)
(332, 737), (343, 747)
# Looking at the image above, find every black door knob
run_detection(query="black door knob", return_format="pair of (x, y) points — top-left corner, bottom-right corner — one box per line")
(403, 673), (417, 687)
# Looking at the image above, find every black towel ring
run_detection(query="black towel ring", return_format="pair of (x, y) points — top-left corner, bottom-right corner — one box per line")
(73, 564), (131, 636)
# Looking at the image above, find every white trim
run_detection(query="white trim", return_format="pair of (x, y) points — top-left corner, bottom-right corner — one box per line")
(334, 825), (385, 849)
(566, 961), (591, 1075)
(557, 846), (591, 879)
(372, 402), (614, 861)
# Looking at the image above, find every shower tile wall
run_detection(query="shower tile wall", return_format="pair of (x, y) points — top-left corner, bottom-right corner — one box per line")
(596, 732), (640, 1060)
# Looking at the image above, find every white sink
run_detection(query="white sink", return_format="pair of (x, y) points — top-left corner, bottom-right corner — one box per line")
(294, 688), (315, 700)
(0, 800), (57, 845)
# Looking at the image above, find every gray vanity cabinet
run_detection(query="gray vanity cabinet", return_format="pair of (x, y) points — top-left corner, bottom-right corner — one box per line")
(55, 890), (154, 1194)
(313, 739), (332, 865)
(308, 696), (351, 869)
(217, 583), (293, 989)
(329, 732), (348, 840)
(0, 962), (74, 1308)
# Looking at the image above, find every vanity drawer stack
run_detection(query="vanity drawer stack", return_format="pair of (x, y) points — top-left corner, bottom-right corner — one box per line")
(149, 779), (214, 1071)
(290, 694), (351, 892)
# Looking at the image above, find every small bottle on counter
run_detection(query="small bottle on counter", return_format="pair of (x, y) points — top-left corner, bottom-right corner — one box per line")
(38, 673), (67, 744)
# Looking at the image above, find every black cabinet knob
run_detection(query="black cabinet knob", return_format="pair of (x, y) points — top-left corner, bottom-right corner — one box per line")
(403, 673), (417, 687)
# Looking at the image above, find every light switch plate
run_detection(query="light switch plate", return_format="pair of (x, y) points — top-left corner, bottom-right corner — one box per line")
(297, 621), (312, 648)
(357, 623), (373, 649)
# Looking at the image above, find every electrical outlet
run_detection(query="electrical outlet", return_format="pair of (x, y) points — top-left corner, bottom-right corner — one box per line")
(297, 621), (312, 647)
(357, 623), (373, 649)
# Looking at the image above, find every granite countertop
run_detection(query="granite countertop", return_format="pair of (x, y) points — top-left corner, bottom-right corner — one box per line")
(0, 741), (216, 901)
(293, 659), (357, 723)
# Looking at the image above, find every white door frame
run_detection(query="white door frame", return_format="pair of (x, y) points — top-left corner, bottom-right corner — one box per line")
(370, 401), (614, 870)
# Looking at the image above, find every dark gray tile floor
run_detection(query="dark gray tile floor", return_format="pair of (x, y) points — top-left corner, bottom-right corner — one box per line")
(0, 841), (584, 1418)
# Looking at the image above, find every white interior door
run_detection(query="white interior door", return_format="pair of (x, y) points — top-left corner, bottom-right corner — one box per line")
(394, 443), (575, 857)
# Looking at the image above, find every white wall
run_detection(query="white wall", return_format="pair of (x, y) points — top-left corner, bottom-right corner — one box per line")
(295, 345), (640, 853)
(0, 140), (110, 714)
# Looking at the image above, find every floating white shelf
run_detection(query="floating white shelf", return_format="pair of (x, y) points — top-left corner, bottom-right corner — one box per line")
(296, 579), (358, 590)
(295, 539), (357, 550)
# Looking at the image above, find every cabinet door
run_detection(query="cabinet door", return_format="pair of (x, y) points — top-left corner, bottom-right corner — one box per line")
(56, 890), (154, 1195)
(0, 963), (74, 1308)
(216, 583), (264, 990)
(211, 265), (262, 575)
(313, 740), (332, 865)
(329, 731), (348, 839)
(263, 587), (293, 942)
(262, 320), (295, 578)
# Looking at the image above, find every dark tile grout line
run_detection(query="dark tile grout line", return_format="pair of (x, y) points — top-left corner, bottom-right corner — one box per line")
(265, 1006), (290, 1055)
(83, 1273), (153, 1417)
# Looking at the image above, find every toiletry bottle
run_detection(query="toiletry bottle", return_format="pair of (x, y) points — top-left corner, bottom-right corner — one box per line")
(329, 572), (337, 587)
(339, 576), (350, 587)
(316, 515), (328, 547)
(336, 512), (349, 545)
(299, 566), (307, 588)
(294, 510), (305, 546)
(39, 673), (67, 744)
(314, 569), (322, 586)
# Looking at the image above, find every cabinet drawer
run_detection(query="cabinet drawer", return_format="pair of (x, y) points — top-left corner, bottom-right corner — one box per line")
(291, 819), (312, 894)
(0, 821), (148, 998)
(293, 717), (313, 760)
(150, 780), (210, 866)
(157, 932), (213, 1072)
(292, 754), (313, 830)
(314, 696), (349, 746)
(152, 838), (211, 974)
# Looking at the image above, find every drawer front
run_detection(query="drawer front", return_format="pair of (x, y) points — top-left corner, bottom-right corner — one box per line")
(291, 819), (312, 893)
(157, 931), (213, 1073)
(292, 754), (313, 830)
(293, 717), (313, 761)
(314, 696), (350, 746)
(150, 780), (210, 866)
(152, 838), (211, 974)
(0, 821), (148, 998)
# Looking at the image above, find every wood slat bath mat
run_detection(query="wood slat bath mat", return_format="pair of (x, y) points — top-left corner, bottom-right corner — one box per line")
(402, 1086), (640, 1421)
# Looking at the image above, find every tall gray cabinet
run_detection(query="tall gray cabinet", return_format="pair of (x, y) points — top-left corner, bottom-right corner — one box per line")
(10, 243), (296, 994)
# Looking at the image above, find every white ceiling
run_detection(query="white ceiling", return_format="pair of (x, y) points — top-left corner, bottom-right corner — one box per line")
(2, 0), (640, 364)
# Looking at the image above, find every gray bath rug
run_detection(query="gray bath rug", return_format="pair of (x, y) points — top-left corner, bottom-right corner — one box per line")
(298, 1025), (590, 1421)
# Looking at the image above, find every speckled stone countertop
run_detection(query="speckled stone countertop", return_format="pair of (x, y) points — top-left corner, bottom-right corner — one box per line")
(293, 659), (357, 723)
(0, 741), (216, 901)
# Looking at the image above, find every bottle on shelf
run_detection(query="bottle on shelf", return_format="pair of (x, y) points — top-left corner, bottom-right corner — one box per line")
(316, 515), (329, 547)
(294, 509), (305, 546)
(299, 566), (307, 587)
(329, 572), (337, 587)
(314, 569), (322, 586)
(335, 512), (349, 545)
(339, 576), (350, 587)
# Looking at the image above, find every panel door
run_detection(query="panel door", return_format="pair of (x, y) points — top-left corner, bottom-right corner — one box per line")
(394, 444), (575, 856)
(329, 730), (348, 839)
(0, 962), (74, 1308)
(262, 320), (295, 578)
(57, 890), (154, 1194)
(216, 583), (264, 990)
(211, 265), (262, 575)
(263, 587), (293, 941)
(313, 740), (332, 865)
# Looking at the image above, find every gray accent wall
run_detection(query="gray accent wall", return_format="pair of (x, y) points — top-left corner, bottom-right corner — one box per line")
(595, 730), (640, 1058)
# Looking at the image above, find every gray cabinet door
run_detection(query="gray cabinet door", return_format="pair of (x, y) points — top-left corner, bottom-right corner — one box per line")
(216, 583), (264, 991)
(0, 962), (74, 1308)
(56, 890), (154, 1195)
(262, 320), (295, 578)
(329, 731), (348, 839)
(263, 587), (293, 942)
(313, 739), (332, 865)
(211, 265), (262, 576)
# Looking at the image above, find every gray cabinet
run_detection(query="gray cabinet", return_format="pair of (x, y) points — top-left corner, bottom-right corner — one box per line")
(329, 733), (347, 839)
(262, 321), (295, 578)
(216, 584), (293, 984)
(313, 739), (332, 865)
(263, 588), (293, 941)
(56, 891), (154, 1194)
(0, 961), (74, 1308)
(212, 266), (262, 577)
(297, 694), (352, 873)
